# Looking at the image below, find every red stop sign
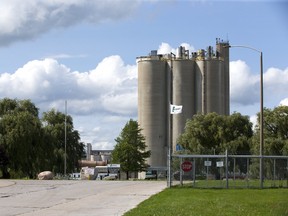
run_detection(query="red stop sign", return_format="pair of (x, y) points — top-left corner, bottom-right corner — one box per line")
(181, 161), (192, 172)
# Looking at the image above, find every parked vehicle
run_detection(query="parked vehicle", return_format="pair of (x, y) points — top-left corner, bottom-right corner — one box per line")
(145, 171), (157, 180)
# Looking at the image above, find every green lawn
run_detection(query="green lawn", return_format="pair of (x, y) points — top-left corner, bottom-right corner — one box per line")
(188, 179), (288, 188)
(124, 187), (288, 216)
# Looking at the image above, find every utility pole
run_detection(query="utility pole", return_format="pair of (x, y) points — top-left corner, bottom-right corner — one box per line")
(64, 100), (67, 176)
(225, 45), (264, 188)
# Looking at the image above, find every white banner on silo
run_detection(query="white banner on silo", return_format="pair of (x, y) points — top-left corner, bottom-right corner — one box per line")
(170, 104), (183, 114)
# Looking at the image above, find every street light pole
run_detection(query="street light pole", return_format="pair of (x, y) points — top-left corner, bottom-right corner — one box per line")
(64, 100), (67, 177)
(226, 45), (264, 189)
(259, 51), (264, 189)
(168, 52), (176, 188)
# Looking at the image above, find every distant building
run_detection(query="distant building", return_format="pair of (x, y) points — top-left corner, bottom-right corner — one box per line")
(86, 143), (112, 163)
(137, 39), (230, 168)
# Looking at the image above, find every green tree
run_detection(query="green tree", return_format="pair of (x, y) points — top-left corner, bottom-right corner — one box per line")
(177, 112), (253, 177)
(221, 112), (253, 154)
(0, 145), (10, 178)
(178, 112), (253, 155)
(251, 106), (288, 178)
(252, 106), (288, 156)
(112, 119), (151, 179)
(0, 98), (17, 115)
(0, 98), (43, 178)
(42, 109), (84, 175)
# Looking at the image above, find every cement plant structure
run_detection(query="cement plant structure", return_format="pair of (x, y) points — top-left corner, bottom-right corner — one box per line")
(137, 39), (230, 169)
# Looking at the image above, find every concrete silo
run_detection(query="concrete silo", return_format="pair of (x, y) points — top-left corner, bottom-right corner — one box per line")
(137, 52), (169, 168)
(195, 44), (229, 116)
(195, 49), (206, 114)
(171, 56), (195, 151)
(216, 40), (230, 115)
(137, 39), (230, 168)
(205, 59), (225, 114)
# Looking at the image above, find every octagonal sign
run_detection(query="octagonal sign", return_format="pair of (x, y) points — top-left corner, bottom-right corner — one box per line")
(181, 161), (192, 172)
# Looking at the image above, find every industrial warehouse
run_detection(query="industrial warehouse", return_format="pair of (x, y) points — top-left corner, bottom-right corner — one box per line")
(137, 39), (230, 169)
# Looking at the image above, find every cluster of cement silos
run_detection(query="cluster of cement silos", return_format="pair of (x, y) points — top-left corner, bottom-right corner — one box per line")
(137, 39), (230, 168)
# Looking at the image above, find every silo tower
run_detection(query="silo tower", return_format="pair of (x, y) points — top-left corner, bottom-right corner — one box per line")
(171, 46), (196, 153)
(137, 39), (230, 169)
(216, 39), (230, 115)
(137, 51), (169, 168)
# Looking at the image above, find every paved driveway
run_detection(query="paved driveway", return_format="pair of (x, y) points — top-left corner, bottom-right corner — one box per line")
(0, 180), (166, 216)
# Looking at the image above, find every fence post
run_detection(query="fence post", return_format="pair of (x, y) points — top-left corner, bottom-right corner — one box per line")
(273, 159), (276, 187)
(180, 157), (183, 186)
(206, 157), (209, 188)
(233, 158), (236, 188)
(225, 150), (229, 189)
(193, 158), (196, 187)
(287, 159), (288, 188)
(247, 158), (250, 188)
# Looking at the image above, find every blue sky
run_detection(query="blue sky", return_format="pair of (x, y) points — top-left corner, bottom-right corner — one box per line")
(0, 0), (287, 150)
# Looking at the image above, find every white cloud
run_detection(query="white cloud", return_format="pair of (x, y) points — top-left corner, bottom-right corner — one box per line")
(0, 58), (74, 101)
(250, 115), (258, 131)
(280, 98), (288, 106)
(263, 67), (288, 109)
(157, 42), (174, 55)
(265, 67), (288, 94)
(74, 114), (128, 150)
(230, 60), (260, 105)
(93, 127), (101, 132)
(101, 92), (137, 115)
(0, 0), (141, 46)
(230, 61), (288, 118)
(157, 42), (195, 56)
(0, 55), (137, 149)
(180, 43), (195, 53)
(92, 141), (114, 150)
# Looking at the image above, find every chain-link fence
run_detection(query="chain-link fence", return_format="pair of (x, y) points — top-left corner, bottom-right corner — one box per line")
(169, 154), (288, 188)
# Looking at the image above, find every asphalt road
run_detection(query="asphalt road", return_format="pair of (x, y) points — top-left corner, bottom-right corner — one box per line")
(0, 180), (166, 216)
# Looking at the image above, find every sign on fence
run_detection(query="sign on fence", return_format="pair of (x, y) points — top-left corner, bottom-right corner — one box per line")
(205, 161), (212, 166)
(181, 161), (192, 172)
(216, 161), (224, 167)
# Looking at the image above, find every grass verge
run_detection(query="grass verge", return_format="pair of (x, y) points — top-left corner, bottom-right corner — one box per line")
(124, 187), (288, 216)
